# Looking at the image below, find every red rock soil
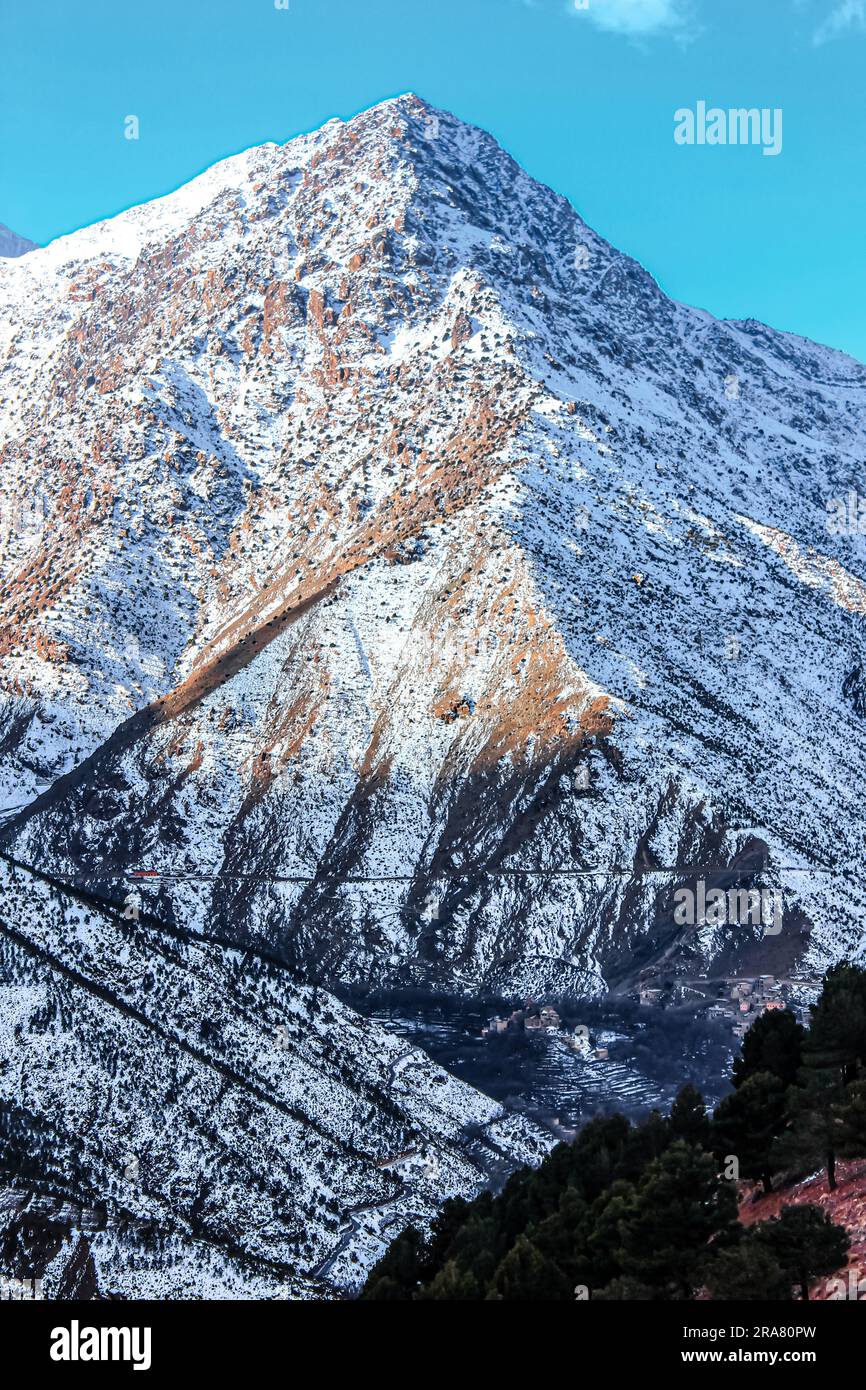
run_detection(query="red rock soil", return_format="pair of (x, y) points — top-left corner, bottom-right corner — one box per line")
(739, 1159), (866, 1299)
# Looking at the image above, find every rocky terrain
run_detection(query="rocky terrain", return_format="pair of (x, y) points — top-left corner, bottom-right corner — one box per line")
(2, 93), (866, 1297)
(740, 1160), (866, 1300)
(0, 852), (548, 1297)
(2, 95), (865, 1002)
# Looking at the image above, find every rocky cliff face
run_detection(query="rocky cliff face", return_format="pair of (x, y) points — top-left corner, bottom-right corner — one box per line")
(2, 94), (866, 1003)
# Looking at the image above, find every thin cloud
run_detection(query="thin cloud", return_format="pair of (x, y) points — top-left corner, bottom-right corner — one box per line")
(570, 0), (692, 37)
(813, 0), (866, 44)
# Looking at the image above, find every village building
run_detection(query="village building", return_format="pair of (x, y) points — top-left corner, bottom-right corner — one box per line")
(524, 1005), (561, 1031)
(481, 1016), (508, 1037)
(483, 1001), (563, 1038)
(639, 987), (664, 1006)
(568, 1028), (593, 1056)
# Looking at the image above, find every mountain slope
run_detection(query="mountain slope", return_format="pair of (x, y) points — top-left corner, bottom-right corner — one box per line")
(0, 853), (548, 1297)
(0, 223), (37, 259)
(740, 1160), (866, 1300)
(1, 94), (866, 998)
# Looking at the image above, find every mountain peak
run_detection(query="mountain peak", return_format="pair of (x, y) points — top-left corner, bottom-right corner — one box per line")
(0, 222), (38, 258)
(2, 90), (866, 1299)
(361, 91), (435, 117)
(1, 92), (865, 1007)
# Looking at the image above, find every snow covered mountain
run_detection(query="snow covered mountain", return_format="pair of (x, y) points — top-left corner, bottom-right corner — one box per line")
(2, 92), (866, 1009)
(0, 223), (37, 258)
(0, 851), (547, 1297)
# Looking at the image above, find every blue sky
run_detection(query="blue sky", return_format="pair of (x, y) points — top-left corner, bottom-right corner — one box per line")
(2, 0), (864, 361)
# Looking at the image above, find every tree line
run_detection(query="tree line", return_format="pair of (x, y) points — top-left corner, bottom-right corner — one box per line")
(360, 962), (866, 1300)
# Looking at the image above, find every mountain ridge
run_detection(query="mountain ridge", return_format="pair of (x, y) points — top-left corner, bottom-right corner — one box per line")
(0, 222), (38, 259)
(0, 847), (550, 1297)
(1, 93), (865, 1001)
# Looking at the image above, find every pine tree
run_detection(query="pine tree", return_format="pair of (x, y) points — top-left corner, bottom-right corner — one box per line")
(594, 1274), (658, 1300)
(773, 1065), (845, 1191)
(732, 1008), (805, 1090)
(486, 1234), (572, 1300)
(706, 1237), (793, 1301)
(618, 1108), (672, 1178)
(712, 1071), (787, 1193)
(421, 1195), (473, 1278)
(584, 1180), (640, 1291)
(835, 1077), (866, 1159)
(441, 1212), (501, 1290)
(753, 1205), (850, 1301)
(615, 1141), (738, 1298)
(359, 1224), (423, 1299)
(416, 1259), (481, 1300)
(669, 1084), (712, 1149)
(805, 962), (866, 1095)
(570, 1112), (633, 1200)
(772, 965), (866, 1192)
(360, 1273), (409, 1301)
(532, 1185), (589, 1285)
